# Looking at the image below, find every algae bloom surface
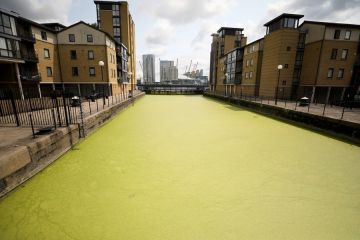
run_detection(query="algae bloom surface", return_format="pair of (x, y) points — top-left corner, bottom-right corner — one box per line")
(0, 95), (360, 240)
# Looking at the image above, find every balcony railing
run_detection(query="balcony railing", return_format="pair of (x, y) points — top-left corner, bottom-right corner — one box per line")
(22, 53), (39, 63)
(18, 32), (36, 43)
(0, 49), (21, 59)
(20, 73), (41, 82)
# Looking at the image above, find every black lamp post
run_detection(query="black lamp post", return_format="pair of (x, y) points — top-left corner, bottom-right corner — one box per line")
(99, 60), (105, 105)
(275, 64), (283, 105)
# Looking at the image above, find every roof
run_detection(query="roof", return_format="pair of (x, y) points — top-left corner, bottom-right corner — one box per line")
(18, 17), (57, 33)
(300, 20), (360, 29)
(245, 37), (264, 47)
(58, 21), (127, 49)
(42, 23), (67, 29)
(264, 13), (304, 27)
(94, 1), (128, 4)
(217, 27), (244, 33)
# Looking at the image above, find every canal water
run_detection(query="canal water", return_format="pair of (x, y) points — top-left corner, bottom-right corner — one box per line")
(0, 95), (360, 239)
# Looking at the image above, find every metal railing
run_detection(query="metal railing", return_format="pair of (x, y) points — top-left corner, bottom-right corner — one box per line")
(207, 90), (360, 123)
(0, 90), (143, 129)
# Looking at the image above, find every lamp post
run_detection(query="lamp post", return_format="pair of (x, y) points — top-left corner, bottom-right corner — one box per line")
(128, 71), (133, 98)
(225, 73), (228, 96)
(98, 60), (105, 105)
(275, 64), (283, 105)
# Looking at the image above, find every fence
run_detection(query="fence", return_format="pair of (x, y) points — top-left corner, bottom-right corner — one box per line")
(208, 90), (360, 123)
(0, 90), (142, 129)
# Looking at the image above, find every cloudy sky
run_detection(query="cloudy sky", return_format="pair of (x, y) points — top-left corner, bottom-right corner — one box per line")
(1, 0), (359, 81)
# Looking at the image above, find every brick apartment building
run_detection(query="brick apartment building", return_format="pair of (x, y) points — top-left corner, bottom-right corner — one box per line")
(0, 1), (136, 99)
(209, 13), (360, 103)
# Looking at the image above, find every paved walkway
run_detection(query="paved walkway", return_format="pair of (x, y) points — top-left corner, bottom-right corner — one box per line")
(210, 93), (360, 124)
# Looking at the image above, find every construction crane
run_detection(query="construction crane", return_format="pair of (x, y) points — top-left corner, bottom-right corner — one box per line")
(193, 62), (198, 72)
(188, 60), (192, 73)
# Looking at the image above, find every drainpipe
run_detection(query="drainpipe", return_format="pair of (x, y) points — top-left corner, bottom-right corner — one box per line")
(311, 26), (327, 103)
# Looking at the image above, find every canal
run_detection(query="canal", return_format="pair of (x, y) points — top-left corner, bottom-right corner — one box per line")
(0, 95), (360, 239)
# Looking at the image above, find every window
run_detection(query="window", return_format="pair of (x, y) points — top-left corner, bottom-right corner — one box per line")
(112, 4), (119, 16)
(87, 34), (93, 43)
(247, 47), (250, 54)
(70, 50), (77, 60)
(249, 71), (253, 79)
(331, 48), (337, 59)
(334, 30), (341, 39)
(286, 46), (291, 51)
(250, 59), (254, 66)
(345, 30), (351, 40)
(341, 49), (348, 60)
(245, 72), (249, 79)
(46, 67), (52, 77)
(113, 27), (120, 37)
(44, 48), (50, 58)
(0, 14), (13, 35)
(246, 59), (250, 67)
(88, 50), (94, 59)
(89, 67), (96, 76)
(284, 18), (296, 28)
(220, 45), (224, 56)
(41, 31), (47, 40)
(69, 34), (75, 42)
(113, 17), (120, 27)
(0, 37), (19, 58)
(337, 68), (344, 79)
(72, 67), (79, 76)
(284, 64), (289, 69)
(251, 45), (255, 52)
(327, 68), (334, 78)
(282, 80), (287, 86)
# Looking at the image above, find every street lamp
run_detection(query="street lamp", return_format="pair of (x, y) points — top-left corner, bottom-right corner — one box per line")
(128, 71), (133, 98)
(98, 60), (105, 105)
(275, 64), (283, 105)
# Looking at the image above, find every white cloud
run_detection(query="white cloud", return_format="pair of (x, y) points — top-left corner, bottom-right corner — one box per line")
(145, 19), (173, 46)
(0, 0), (72, 24)
(153, 0), (237, 24)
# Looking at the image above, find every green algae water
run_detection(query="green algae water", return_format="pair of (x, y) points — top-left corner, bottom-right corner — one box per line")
(1, 95), (360, 240)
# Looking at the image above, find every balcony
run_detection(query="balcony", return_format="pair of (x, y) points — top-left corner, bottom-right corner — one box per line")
(18, 32), (36, 43)
(0, 49), (21, 59)
(20, 72), (41, 82)
(22, 53), (38, 63)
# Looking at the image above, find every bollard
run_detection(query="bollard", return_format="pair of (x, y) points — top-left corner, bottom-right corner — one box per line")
(51, 109), (57, 129)
(29, 113), (35, 138)
(96, 98), (99, 112)
(88, 99), (91, 115)
(341, 105), (345, 119)
(322, 103), (326, 116)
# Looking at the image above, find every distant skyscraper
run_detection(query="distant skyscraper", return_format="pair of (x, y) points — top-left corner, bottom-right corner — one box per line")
(142, 54), (155, 83)
(160, 60), (178, 82)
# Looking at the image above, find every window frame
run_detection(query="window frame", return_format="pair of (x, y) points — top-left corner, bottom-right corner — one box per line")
(333, 30), (341, 39)
(327, 68), (334, 79)
(344, 30), (351, 40)
(337, 68), (344, 79)
(72, 67), (79, 76)
(88, 50), (94, 60)
(330, 48), (337, 60)
(70, 50), (77, 60)
(46, 66), (52, 77)
(44, 48), (50, 58)
(41, 31), (47, 40)
(89, 67), (96, 76)
(87, 34), (93, 43)
(68, 34), (75, 42)
(341, 49), (348, 60)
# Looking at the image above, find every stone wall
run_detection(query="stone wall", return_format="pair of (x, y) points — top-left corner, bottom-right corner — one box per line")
(204, 92), (360, 143)
(0, 92), (145, 198)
